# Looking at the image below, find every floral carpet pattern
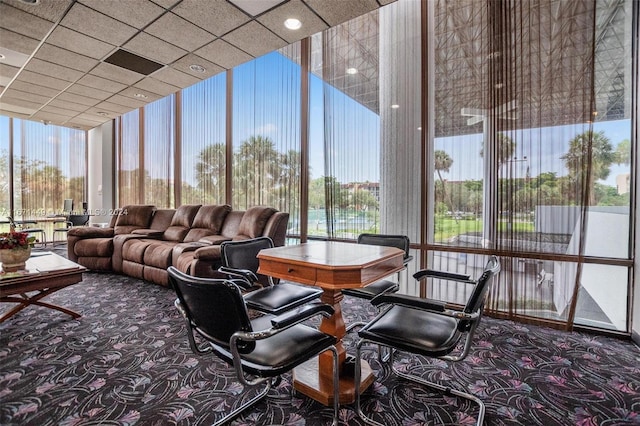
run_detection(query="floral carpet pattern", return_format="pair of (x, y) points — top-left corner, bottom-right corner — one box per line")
(1, 269), (639, 425)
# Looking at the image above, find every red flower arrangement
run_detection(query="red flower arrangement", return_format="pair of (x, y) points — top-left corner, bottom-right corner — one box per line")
(0, 231), (36, 250)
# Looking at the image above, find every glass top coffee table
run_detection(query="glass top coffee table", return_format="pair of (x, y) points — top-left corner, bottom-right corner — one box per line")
(0, 251), (87, 323)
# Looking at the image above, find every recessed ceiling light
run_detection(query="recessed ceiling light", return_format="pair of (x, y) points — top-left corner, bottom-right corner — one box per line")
(134, 93), (148, 99)
(0, 54), (5, 60)
(346, 67), (358, 75)
(284, 18), (302, 30)
(417, 127), (422, 131)
(189, 64), (206, 73)
(97, 112), (109, 117)
(391, 104), (400, 109)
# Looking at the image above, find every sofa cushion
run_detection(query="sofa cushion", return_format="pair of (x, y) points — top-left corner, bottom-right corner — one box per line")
(236, 206), (277, 238)
(163, 204), (201, 242)
(143, 241), (178, 269)
(114, 205), (155, 235)
(122, 239), (152, 263)
(183, 204), (232, 242)
(74, 238), (113, 257)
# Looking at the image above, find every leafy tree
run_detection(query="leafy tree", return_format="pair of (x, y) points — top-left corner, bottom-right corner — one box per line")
(480, 132), (516, 166)
(561, 130), (616, 205)
(233, 135), (279, 208)
(434, 150), (455, 215)
(195, 143), (226, 204)
(615, 139), (631, 165)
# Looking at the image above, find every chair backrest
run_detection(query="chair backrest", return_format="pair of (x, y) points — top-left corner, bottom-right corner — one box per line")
(357, 233), (411, 261)
(63, 199), (74, 214)
(68, 214), (90, 227)
(167, 266), (254, 352)
(464, 255), (501, 314)
(220, 237), (274, 286)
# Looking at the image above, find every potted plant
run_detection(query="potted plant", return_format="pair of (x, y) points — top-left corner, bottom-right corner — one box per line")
(0, 231), (36, 272)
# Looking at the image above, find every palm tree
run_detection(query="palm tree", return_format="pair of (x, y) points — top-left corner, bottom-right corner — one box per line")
(434, 149), (455, 216)
(479, 132), (516, 167)
(561, 130), (616, 206)
(195, 143), (226, 203)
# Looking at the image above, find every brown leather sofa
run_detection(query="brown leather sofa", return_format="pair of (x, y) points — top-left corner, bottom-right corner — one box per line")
(67, 204), (289, 286)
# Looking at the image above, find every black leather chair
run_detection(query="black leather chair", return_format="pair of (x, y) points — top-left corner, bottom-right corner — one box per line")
(342, 234), (412, 331)
(218, 237), (323, 315)
(354, 255), (501, 426)
(168, 266), (340, 426)
(52, 214), (90, 245)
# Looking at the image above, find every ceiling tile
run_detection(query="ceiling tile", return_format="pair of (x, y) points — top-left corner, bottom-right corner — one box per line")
(47, 26), (115, 60)
(0, 96), (42, 111)
(222, 21), (286, 58)
(195, 39), (253, 69)
(133, 77), (179, 97)
(172, 0), (250, 37)
(152, 66), (200, 88)
(1, 0), (73, 23)
(228, 0), (286, 17)
(0, 108), (32, 118)
(78, 0), (165, 29)
(118, 87), (162, 102)
(90, 62), (145, 86)
(24, 58), (85, 83)
(60, 3), (138, 46)
(93, 100), (135, 114)
(56, 91), (101, 106)
(0, 46), (30, 68)
(2, 88), (51, 105)
(304, 0), (379, 27)
(150, 0), (180, 9)
(76, 74), (128, 93)
(10, 80), (62, 98)
(0, 28), (40, 55)
(0, 3), (56, 40)
(48, 99), (89, 113)
(40, 105), (78, 118)
(66, 112), (107, 125)
(66, 83), (112, 101)
(124, 32), (187, 64)
(31, 110), (74, 125)
(145, 12), (216, 52)
(170, 53), (225, 79)
(257, 0), (328, 44)
(16, 70), (70, 90)
(106, 94), (147, 109)
(0, 63), (19, 80)
(34, 44), (99, 72)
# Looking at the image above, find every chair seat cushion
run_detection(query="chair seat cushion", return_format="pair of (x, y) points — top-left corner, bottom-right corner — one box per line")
(342, 279), (398, 300)
(358, 305), (461, 357)
(244, 282), (323, 315)
(210, 319), (337, 377)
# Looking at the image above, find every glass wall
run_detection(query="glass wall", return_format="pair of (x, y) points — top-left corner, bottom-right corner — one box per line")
(144, 96), (175, 208)
(181, 73), (226, 205)
(117, 109), (141, 206)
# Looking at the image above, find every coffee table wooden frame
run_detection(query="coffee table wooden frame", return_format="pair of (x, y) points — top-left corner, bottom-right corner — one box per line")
(258, 241), (404, 406)
(0, 253), (86, 323)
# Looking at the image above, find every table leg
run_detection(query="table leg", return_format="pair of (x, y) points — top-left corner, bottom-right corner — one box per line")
(0, 288), (81, 323)
(292, 288), (375, 406)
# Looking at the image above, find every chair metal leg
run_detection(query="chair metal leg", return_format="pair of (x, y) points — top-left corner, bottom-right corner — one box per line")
(212, 379), (273, 426)
(330, 345), (340, 426)
(355, 338), (485, 426)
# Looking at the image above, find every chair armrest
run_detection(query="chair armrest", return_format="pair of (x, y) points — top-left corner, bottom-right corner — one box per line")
(371, 293), (446, 312)
(270, 302), (335, 329)
(131, 229), (164, 238)
(68, 227), (114, 238)
(218, 266), (259, 286)
(193, 245), (221, 260)
(413, 269), (472, 282)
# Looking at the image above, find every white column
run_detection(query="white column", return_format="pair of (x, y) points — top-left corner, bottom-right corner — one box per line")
(87, 121), (114, 224)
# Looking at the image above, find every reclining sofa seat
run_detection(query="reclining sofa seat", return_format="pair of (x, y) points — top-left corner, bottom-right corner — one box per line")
(67, 205), (155, 271)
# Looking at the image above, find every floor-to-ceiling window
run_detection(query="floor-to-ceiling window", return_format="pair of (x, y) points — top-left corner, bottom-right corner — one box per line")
(144, 95), (175, 208)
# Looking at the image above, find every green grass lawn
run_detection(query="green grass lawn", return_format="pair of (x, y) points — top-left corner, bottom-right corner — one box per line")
(434, 216), (534, 241)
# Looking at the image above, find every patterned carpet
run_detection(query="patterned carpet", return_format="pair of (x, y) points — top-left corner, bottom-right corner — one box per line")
(1, 263), (639, 425)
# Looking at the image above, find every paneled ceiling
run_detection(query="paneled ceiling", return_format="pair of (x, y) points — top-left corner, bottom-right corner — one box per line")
(0, 0), (395, 130)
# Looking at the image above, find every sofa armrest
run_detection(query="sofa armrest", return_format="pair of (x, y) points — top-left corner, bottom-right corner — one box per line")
(132, 229), (164, 238)
(68, 227), (114, 238)
(193, 245), (222, 261)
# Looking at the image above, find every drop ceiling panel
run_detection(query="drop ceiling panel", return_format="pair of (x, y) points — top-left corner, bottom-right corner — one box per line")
(60, 3), (138, 46)
(34, 44), (100, 72)
(78, 0), (166, 29)
(229, 0), (286, 16)
(2, 88), (51, 104)
(66, 83), (112, 101)
(133, 77), (179, 97)
(16, 70), (70, 90)
(194, 39), (253, 70)
(0, 28), (40, 55)
(172, 0), (251, 36)
(0, 63), (19, 80)
(171, 53), (225, 79)
(222, 21), (287, 58)
(48, 99), (91, 112)
(90, 62), (145, 86)
(76, 74), (127, 94)
(145, 12), (216, 51)
(56, 91), (101, 106)
(23, 58), (85, 82)
(107, 93), (147, 109)
(93, 100), (136, 114)
(152, 66), (200, 88)
(257, 0), (329, 44)
(304, 0), (379, 26)
(46, 26), (115, 59)
(0, 3), (55, 40)
(124, 32), (187, 64)
(10, 80), (61, 98)
(2, 0), (73, 22)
